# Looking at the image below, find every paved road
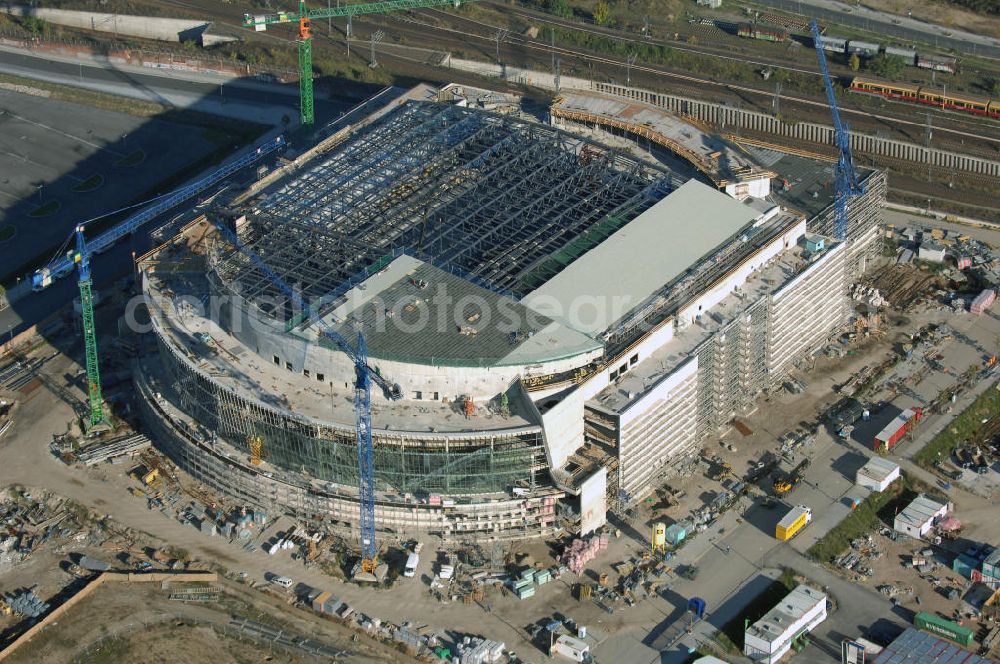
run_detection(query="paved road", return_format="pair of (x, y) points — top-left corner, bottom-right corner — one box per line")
(0, 48), (312, 126)
(883, 209), (1000, 248)
(750, 0), (1000, 59)
(0, 46), (360, 353)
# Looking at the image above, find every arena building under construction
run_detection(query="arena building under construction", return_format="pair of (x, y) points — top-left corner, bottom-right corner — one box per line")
(136, 85), (886, 542)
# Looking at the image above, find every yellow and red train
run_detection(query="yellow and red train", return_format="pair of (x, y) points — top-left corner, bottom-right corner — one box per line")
(850, 76), (1000, 119)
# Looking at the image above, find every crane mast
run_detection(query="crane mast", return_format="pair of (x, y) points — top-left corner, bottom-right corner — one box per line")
(354, 333), (377, 574)
(810, 20), (863, 242)
(73, 225), (106, 428)
(211, 220), (401, 579)
(32, 136), (285, 431)
(243, 0), (481, 127)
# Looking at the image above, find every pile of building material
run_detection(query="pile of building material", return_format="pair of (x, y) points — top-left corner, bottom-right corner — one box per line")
(851, 283), (888, 308)
(558, 534), (609, 575)
(75, 434), (151, 466)
(453, 636), (505, 664)
(876, 584), (913, 598)
(3, 588), (50, 618)
(835, 534), (883, 578)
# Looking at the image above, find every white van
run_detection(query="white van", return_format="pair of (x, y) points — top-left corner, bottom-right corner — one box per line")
(270, 574), (293, 588)
(404, 553), (419, 578)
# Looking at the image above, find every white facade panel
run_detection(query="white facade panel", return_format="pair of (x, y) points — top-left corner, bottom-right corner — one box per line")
(618, 358), (699, 497)
(678, 219), (805, 326)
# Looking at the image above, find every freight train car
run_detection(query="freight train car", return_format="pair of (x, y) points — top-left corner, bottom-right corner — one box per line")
(847, 40), (880, 58)
(917, 54), (957, 74)
(810, 35), (954, 75)
(884, 45), (918, 67)
(818, 35), (847, 53)
(737, 23), (788, 42)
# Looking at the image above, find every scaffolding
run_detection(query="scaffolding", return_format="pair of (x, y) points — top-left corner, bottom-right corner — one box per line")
(213, 101), (677, 316)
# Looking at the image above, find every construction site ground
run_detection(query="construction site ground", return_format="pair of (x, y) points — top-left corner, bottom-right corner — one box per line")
(2, 573), (399, 664)
(860, 531), (971, 623)
(2, 217), (1000, 663)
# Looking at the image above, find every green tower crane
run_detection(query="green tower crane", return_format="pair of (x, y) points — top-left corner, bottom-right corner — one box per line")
(243, 0), (482, 127)
(31, 136), (287, 431)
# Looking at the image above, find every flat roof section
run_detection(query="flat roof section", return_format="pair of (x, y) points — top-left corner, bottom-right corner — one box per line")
(325, 255), (602, 366)
(746, 585), (826, 643)
(858, 456), (900, 482)
(522, 180), (760, 337)
(896, 493), (949, 528)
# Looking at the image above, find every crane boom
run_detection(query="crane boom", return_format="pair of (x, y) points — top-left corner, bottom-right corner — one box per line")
(33, 136), (286, 291)
(243, 0), (476, 28)
(210, 221), (402, 401)
(810, 20), (863, 242)
(211, 220), (393, 576)
(30, 134), (285, 430)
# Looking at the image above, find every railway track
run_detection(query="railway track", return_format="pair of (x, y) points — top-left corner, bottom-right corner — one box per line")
(117, 0), (1000, 158)
(403, 6), (1000, 152)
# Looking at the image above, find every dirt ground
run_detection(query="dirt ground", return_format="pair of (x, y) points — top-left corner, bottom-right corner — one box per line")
(857, 530), (969, 617)
(861, 0), (1000, 41)
(4, 575), (408, 664)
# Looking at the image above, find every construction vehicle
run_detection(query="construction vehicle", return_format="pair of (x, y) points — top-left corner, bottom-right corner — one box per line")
(773, 458), (810, 495)
(142, 468), (159, 486)
(775, 505), (812, 541)
(30, 136), (285, 431)
(711, 460), (733, 481)
(746, 452), (779, 484)
(243, 0), (483, 127)
(212, 221), (400, 582)
(810, 20), (863, 242)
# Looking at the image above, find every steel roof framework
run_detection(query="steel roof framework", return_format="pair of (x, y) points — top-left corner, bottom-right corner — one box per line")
(215, 102), (674, 316)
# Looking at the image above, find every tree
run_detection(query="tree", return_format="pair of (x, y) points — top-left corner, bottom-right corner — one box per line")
(548, 0), (572, 18)
(848, 53), (861, 72)
(593, 1), (612, 25)
(868, 53), (905, 79)
(993, 80), (1000, 98)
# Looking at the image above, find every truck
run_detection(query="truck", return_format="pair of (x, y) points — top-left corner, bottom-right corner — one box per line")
(873, 408), (923, 453)
(775, 505), (812, 541)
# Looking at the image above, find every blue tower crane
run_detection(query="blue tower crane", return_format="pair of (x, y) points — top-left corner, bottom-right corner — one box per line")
(211, 221), (400, 578)
(810, 20), (864, 242)
(31, 135), (286, 430)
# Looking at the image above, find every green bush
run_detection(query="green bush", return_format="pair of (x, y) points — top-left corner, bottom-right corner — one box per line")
(807, 472), (932, 562)
(915, 382), (1000, 468)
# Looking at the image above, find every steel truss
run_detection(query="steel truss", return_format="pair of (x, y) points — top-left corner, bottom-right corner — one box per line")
(215, 102), (672, 314)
